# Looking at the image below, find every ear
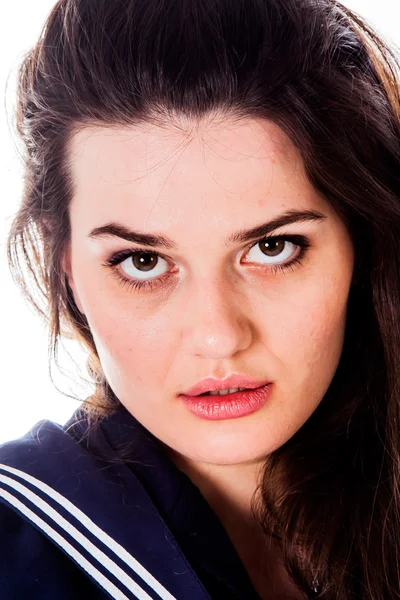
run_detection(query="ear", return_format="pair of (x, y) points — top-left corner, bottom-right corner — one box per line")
(61, 249), (86, 315)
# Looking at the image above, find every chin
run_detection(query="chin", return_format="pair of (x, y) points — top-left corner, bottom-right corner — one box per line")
(178, 432), (276, 467)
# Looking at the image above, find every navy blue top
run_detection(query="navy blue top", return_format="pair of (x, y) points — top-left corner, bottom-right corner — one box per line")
(0, 402), (263, 599)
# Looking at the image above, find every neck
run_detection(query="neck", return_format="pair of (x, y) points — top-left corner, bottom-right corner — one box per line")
(164, 446), (306, 599)
(165, 446), (267, 558)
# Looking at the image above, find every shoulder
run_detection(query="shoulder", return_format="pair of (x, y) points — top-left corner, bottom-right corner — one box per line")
(0, 415), (79, 463)
(0, 407), (109, 491)
(0, 417), (83, 500)
(0, 412), (212, 600)
(0, 499), (106, 599)
(0, 411), (112, 528)
(0, 418), (108, 599)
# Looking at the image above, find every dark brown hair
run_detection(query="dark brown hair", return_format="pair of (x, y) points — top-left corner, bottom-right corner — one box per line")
(7, 0), (400, 597)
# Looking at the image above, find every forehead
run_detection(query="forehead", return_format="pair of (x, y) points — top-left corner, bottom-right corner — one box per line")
(66, 117), (330, 235)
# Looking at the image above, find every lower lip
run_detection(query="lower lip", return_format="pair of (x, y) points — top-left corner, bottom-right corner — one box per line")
(180, 384), (272, 420)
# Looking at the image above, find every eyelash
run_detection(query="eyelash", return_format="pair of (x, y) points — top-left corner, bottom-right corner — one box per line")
(102, 234), (311, 292)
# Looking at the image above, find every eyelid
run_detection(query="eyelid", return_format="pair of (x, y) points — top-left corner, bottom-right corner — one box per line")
(102, 232), (311, 290)
(104, 234), (310, 270)
(105, 232), (309, 263)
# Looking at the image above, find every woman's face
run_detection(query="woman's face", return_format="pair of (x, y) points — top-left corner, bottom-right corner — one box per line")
(65, 116), (354, 466)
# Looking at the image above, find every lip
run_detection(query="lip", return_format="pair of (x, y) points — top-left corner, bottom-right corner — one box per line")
(180, 374), (272, 397)
(180, 384), (273, 420)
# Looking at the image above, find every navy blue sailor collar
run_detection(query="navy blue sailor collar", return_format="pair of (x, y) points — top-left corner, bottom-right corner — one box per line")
(90, 404), (263, 599)
(0, 403), (262, 600)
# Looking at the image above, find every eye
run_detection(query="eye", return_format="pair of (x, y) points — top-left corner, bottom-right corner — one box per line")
(103, 233), (310, 291)
(119, 252), (169, 280)
(245, 237), (298, 265)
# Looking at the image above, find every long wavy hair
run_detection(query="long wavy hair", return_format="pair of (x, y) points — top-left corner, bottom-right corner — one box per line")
(7, 0), (400, 597)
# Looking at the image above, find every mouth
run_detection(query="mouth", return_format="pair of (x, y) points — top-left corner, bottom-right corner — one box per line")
(197, 387), (252, 397)
(181, 376), (271, 397)
(180, 383), (273, 420)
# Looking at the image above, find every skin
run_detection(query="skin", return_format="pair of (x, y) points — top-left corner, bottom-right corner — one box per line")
(64, 115), (354, 597)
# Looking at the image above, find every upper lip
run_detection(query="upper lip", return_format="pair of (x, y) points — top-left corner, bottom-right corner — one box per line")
(180, 374), (272, 397)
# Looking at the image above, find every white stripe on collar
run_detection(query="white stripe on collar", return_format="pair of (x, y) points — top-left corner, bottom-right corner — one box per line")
(0, 463), (176, 600)
(0, 485), (132, 600)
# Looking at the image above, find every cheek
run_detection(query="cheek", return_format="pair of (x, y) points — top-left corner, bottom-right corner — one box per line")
(69, 255), (176, 377)
(85, 302), (176, 384)
(269, 275), (350, 381)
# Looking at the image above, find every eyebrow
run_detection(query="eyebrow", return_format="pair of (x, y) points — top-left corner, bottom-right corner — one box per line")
(88, 209), (326, 250)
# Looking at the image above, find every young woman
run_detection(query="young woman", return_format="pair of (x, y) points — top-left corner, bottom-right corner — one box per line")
(2, 0), (400, 598)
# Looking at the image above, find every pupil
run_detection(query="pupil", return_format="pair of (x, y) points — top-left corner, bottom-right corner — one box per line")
(131, 242), (284, 272)
(133, 253), (157, 271)
(262, 239), (284, 257)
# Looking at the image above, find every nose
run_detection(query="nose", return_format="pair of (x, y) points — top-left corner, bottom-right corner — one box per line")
(181, 276), (253, 359)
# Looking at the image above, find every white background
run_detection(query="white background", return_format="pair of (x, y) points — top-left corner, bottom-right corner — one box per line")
(1, 1), (399, 443)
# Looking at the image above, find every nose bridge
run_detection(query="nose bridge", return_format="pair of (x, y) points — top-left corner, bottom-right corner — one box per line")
(181, 270), (252, 358)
